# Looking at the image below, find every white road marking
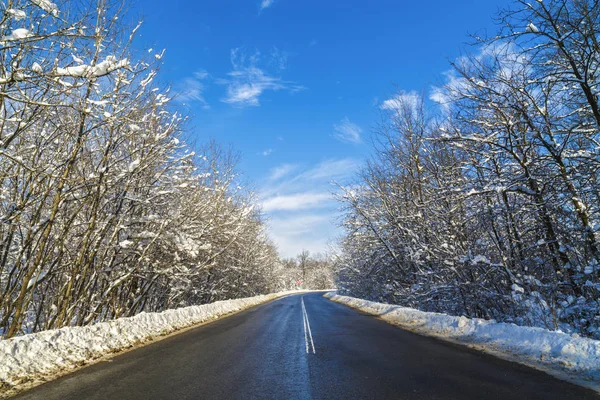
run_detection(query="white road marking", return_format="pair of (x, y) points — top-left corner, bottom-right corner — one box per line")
(302, 302), (309, 354)
(301, 296), (316, 354)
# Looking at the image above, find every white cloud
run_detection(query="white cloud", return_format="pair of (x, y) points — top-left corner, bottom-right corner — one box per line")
(194, 70), (209, 80)
(429, 70), (466, 112)
(298, 158), (360, 182)
(269, 163), (298, 180)
(270, 214), (330, 236)
(429, 85), (451, 114)
(260, 0), (275, 10)
(381, 91), (420, 112)
(262, 192), (331, 212)
(333, 117), (362, 144)
(268, 214), (335, 257)
(175, 70), (210, 108)
(429, 88), (447, 104)
(261, 148), (273, 156)
(259, 158), (360, 257)
(225, 82), (262, 105)
(269, 47), (288, 71)
(218, 48), (303, 107)
(177, 79), (205, 103)
(261, 158), (360, 199)
(429, 42), (527, 115)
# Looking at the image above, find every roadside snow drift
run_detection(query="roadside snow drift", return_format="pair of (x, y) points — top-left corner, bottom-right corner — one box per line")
(324, 293), (600, 392)
(0, 291), (304, 397)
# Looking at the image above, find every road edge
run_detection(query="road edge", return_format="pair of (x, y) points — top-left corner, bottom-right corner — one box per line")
(324, 292), (600, 395)
(1, 290), (321, 399)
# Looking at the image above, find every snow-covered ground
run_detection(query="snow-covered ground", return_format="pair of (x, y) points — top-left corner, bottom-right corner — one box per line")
(324, 292), (600, 393)
(0, 290), (312, 398)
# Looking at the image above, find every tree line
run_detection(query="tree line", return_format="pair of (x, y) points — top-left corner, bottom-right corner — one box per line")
(0, 0), (294, 338)
(334, 0), (600, 338)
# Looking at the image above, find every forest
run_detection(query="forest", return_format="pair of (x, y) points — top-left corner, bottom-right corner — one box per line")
(0, 0), (333, 339)
(333, 0), (600, 338)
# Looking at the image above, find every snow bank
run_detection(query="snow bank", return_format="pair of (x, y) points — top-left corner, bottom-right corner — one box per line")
(0, 290), (306, 397)
(324, 293), (600, 392)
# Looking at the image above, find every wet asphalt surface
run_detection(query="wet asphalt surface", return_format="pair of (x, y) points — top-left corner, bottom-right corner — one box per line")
(13, 292), (599, 400)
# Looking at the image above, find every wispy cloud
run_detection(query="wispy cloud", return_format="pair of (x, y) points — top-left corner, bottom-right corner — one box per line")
(260, 0), (277, 10)
(269, 163), (298, 180)
(262, 192), (331, 212)
(268, 213), (335, 257)
(333, 117), (362, 144)
(269, 214), (330, 236)
(174, 70), (210, 109)
(217, 48), (303, 107)
(260, 158), (360, 257)
(429, 84), (451, 114)
(269, 47), (288, 72)
(297, 159), (359, 182)
(261, 148), (273, 156)
(194, 70), (209, 80)
(380, 90), (420, 112)
(262, 158), (360, 199)
(430, 42), (524, 115)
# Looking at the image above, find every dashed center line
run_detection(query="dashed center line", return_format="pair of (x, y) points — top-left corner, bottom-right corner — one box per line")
(301, 296), (316, 354)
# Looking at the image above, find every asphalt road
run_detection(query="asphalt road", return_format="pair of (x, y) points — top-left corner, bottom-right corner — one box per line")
(14, 292), (598, 400)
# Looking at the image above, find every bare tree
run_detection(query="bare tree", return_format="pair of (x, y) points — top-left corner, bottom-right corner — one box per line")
(333, 0), (600, 338)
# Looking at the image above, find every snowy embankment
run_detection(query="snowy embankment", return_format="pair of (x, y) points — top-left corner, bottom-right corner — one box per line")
(324, 292), (600, 392)
(0, 290), (307, 397)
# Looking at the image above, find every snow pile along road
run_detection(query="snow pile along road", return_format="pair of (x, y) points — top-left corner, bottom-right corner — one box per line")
(324, 292), (600, 392)
(0, 291), (306, 397)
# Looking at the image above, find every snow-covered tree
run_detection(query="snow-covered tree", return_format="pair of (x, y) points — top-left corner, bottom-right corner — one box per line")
(0, 0), (281, 338)
(334, 0), (600, 338)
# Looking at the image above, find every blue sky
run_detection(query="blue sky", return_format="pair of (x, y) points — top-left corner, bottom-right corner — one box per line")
(128, 0), (513, 257)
